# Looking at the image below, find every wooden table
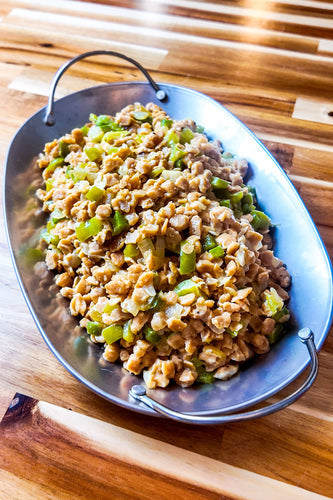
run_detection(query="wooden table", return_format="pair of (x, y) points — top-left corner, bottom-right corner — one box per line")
(1, 1), (332, 498)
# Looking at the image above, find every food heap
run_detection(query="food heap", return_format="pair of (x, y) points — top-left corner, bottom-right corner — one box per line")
(36, 102), (290, 388)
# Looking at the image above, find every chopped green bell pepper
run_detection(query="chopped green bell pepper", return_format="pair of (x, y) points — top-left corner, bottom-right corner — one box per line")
(226, 328), (238, 338)
(202, 234), (217, 252)
(81, 125), (89, 136)
(41, 229), (59, 247)
(45, 157), (64, 174)
(95, 114), (123, 132)
(241, 192), (255, 214)
(149, 166), (165, 179)
(123, 320), (135, 343)
(84, 147), (101, 162)
(248, 186), (257, 203)
(211, 177), (230, 191)
(103, 302), (118, 314)
(209, 245), (225, 258)
(160, 118), (173, 129)
(50, 208), (66, 224)
(230, 191), (243, 205)
(174, 279), (202, 296)
(103, 130), (129, 143)
(111, 210), (129, 236)
(106, 146), (120, 156)
(75, 217), (103, 242)
(230, 191), (244, 218)
(133, 110), (153, 124)
(89, 113), (98, 123)
(58, 141), (70, 157)
(45, 179), (54, 192)
(197, 371), (215, 384)
(179, 240), (196, 275)
(86, 321), (103, 336)
(90, 308), (103, 323)
(273, 306), (289, 322)
(251, 210), (271, 231)
(86, 185), (105, 203)
(141, 293), (164, 313)
(123, 243), (140, 259)
(70, 164), (89, 182)
(144, 325), (161, 345)
(102, 324), (123, 344)
(148, 293), (164, 312)
(165, 130), (180, 147)
(169, 144), (186, 164)
(219, 199), (231, 208)
(180, 127), (194, 144)
(191, 357), (214, 384)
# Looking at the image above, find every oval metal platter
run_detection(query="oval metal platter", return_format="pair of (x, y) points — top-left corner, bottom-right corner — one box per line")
(4, 81), (333, 417)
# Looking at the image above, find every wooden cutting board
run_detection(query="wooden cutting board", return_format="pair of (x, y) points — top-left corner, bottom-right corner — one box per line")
(0, 0), (333, 498)
(0, 392), (331, 500)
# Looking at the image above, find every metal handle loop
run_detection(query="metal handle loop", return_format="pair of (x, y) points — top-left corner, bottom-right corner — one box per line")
(44, 50), (166, 126)
(129, 328), (318, 425)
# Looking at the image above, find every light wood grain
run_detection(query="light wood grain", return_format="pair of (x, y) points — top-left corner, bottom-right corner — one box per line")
(292, 97), (333, 125)
(3, 0), (323, 54)
(0, 0), (332, 498)
(0, 395), (330, 500)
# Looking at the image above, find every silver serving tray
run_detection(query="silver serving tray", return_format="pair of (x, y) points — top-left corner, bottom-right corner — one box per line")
(4, 51), (333, 424)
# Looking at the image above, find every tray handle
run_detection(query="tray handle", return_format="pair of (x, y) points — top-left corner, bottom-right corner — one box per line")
(129, 328), (318, 424)
(44, 50), (166, 126)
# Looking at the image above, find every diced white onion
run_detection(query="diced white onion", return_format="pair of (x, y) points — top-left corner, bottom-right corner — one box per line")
(165, 303), (183, 319)
(94, 173), (106, 189)
(75, 180), (90, 193)
(161, 170), (182, 182)
(143, 284), (156, 297)
(118, 164), (129, 177)
(138, 238), (155, 256)
(122, 298), (141, 316)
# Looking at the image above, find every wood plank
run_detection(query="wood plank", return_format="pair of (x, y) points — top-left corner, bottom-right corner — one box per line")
(8, 67), (99, 99)
(0, 469), (74, 500)
(292, 97), (333, 124)
(0, 23), (168, 71)
(2, 8), (333, 101)
(4, 6), (333, 63)
(288, 175), (333, 224)
(4, 0), (321, 54)
(148, 0), (333, 28)
(318, 38), (333, 53)
(317, 224), (333, 263)
(220, 408), (333, 497)
(0, 61), (24, 84)
(233, 109), (333, 147)
(261, 138), (333, 185)
(78, 0), (333, 38)
(0, 395), (330, 500)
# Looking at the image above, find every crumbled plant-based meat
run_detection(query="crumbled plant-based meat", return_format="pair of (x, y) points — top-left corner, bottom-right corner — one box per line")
(36, 102), (291, 388)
